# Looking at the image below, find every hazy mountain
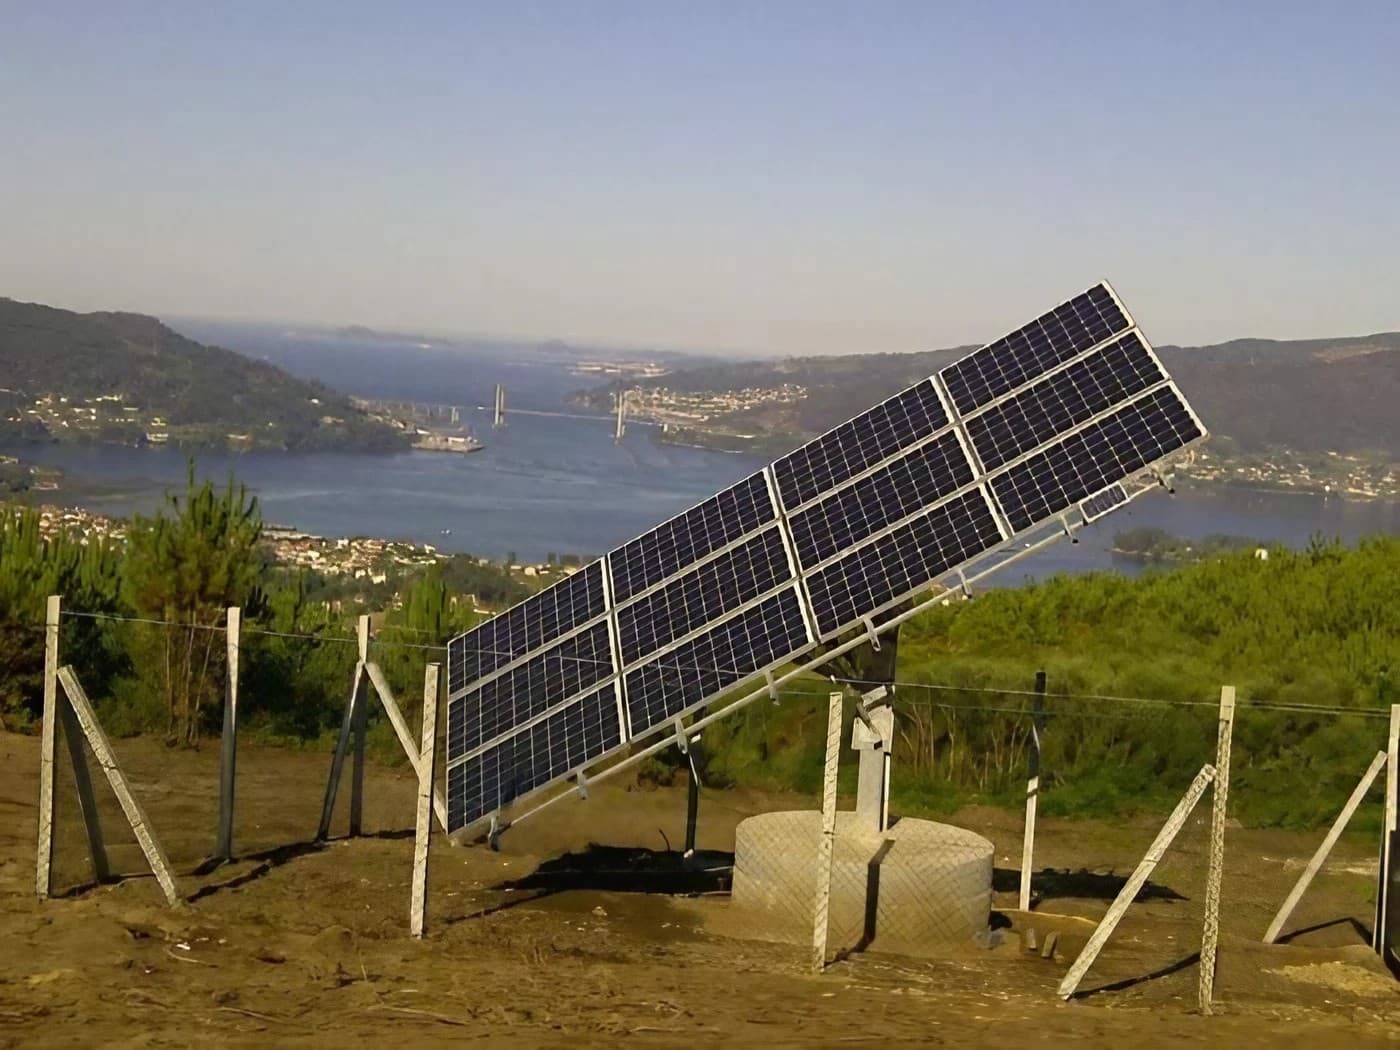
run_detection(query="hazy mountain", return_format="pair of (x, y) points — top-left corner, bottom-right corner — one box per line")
(0, 298), (408, 452)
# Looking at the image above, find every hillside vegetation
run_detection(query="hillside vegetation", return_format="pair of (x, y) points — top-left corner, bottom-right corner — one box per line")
(599, 332), (1400, 458)
(699, 536), (1399, 828)
(0, 298), (408, 451)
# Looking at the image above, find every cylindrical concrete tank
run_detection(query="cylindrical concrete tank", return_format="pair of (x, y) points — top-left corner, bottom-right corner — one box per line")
(731, 811), (993, 955)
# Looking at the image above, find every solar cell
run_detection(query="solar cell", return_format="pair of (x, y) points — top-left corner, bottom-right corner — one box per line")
(787, 429), (974, 571)
(623, 587), (811, 736)
(989, 386), (1202, 533)
(616, 525), (792, 666)
(447, 684), (621, 831)
(447, 620), (614, 758)
(1079, 483), (1130, 521)
(940, 284), (1130, 416)
(771, 380), (947, 511)
(447, 560), (606, 693)
(607, 471), (775, 603)
(804, 489), (1004, 637)
(965, 332), (1165, 472)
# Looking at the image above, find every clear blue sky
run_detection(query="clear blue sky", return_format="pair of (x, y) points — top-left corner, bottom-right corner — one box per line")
(2, 2), (1397, 354)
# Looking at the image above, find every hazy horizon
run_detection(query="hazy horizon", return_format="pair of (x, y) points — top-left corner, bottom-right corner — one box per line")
(3, 3), (1398, 355)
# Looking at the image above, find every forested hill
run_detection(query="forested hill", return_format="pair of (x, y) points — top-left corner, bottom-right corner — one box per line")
(0, 298), (408, 452)
(614, 331), (1400, 457)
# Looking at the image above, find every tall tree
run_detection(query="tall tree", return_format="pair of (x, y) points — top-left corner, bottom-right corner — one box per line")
(124, 465), (264, 744)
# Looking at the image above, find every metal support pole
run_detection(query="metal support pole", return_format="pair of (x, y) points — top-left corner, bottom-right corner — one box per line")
(410, 663), (440, 939)
(1266, 750), (1387, 944)
(216, 606), (241, 861)
(350, 615), (370, 837)
(1199, 685), (1235, 1015)
(1059, 764), (1216, 1000)
(1019, 670), (1046, 911)
(35, 595), (60, 899)
(684, 744), (701, 858)
(812, 690), (843, 974)
(1375, 705), (1400, 951)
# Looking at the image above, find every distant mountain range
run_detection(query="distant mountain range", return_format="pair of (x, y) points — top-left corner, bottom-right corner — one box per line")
(0, 298), (407, 452)
(601, 332), (1400, 458)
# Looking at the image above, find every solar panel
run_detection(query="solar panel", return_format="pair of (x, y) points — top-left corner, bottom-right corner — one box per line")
(616, 525), (792, 666)
(447, 560), (606, 693)
(787, 429), (975, 572)
(804, 489), (1004, 637)
(447, 683), (622, 831)
(608, 471), (775, 603)
(940, 284), (1131, 416)
(623, 587), (811, 736)
(989, 385), (1202, 533)
(443, 281), (1207, 836)
(771, 380), (947, 510)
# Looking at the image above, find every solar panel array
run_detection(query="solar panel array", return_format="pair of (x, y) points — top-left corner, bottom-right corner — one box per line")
(445, 282), (1207, 833)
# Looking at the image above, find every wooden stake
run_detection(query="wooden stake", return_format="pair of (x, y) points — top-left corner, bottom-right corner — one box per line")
(365, 661), (448, 832)
(35, 595), (60, 899)
(410, 663), (440, 938)
(1019, 670), (1047, 912)
(216, 606), (241, 861)
(350, 616), (370, 837)
(57, 667), (181, 907)
(811, 690), (843, 973)
(1266, 750), (1387, 944)
(1058, 764), (1216, 1000)
(1199, 685), (1235, 1014)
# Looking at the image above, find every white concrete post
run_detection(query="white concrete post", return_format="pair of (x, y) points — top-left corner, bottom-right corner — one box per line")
(1199, 685), (1235, 1014)
(811, 690), (843, 973)
(364, 661), (448, 832)
(1375, 705), (1400, 950)
(410, 663), (440, 938)
(1019, 670), (1047, 912)
(216, 606), (240, 860)
(1058, 764), (1216, 1000)
(35, 595), (60, 899)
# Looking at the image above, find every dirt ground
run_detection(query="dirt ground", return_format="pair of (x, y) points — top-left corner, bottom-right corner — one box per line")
(2, 730), (1398, 1048)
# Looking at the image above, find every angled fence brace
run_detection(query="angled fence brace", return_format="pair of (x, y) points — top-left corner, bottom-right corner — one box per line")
(364, 661), (448, 833)
(1199, 685), (1235, 1015)
(410, 663), (440, 939)
(1058, 763), (1216, 1000)
(1265, 749), (1388, 944)
(318, 641), (368, 841)
(57, 667), (182, 907)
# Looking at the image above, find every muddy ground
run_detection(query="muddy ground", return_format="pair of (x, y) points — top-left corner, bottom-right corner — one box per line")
(1, 730), (1397, 1047)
